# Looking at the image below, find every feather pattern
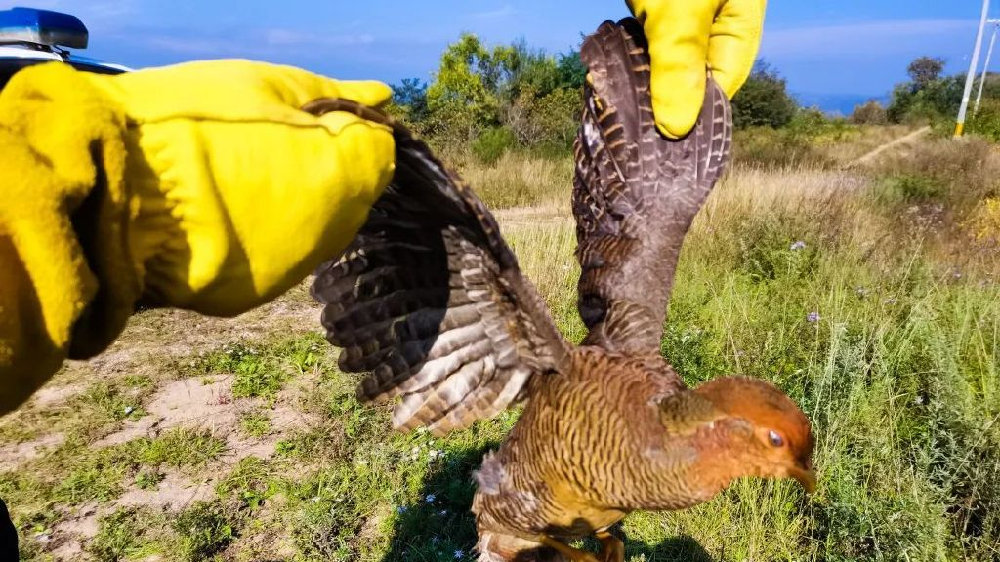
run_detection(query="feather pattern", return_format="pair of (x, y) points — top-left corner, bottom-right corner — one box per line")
(305, 99), (568, 436)
(573, 18), (733, 355)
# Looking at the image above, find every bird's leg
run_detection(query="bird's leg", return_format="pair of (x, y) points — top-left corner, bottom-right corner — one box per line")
(595, 530), (625, 562)
(538, 536), (601, 562)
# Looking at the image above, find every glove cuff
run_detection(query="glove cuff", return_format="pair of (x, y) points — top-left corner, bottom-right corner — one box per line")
(0, 62), (140, 365)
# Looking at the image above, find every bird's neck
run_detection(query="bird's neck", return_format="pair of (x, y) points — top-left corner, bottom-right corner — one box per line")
(685, 418), (760, 497)
(627, 394), (761, 511)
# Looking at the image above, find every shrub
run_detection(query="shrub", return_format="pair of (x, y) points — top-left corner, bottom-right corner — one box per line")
(967, 98), (1000, 141)
(851, 100), (889, 125)
(471, 127), (518, 164)
(732, 127), (832, 169)
(873, 174), (945, 206)
(503, 86), (579, 150)
(732, 60), (797, 129)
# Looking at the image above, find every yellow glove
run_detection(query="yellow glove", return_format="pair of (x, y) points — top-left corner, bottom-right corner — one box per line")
(627, 0), (767, 138)
(0, 60), (394, 414)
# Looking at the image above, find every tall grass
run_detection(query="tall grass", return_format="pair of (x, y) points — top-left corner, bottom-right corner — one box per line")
(3, 130), (998, 561)
(483, 146), (1000, 560)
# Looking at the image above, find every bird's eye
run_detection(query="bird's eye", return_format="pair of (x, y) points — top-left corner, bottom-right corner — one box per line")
(768, 430), (784, 447)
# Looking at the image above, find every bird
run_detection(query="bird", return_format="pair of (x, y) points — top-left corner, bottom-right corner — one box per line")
(306, 17), (815, 562)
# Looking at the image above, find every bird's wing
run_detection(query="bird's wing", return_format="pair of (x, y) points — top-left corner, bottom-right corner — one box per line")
(573, 18), (732, 355)
(306, 99), (569, 436)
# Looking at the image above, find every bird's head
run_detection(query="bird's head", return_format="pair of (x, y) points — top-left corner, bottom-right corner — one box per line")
(689, 376), (815, 493)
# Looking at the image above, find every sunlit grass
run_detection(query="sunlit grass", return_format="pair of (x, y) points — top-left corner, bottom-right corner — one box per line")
(3, 129), (999, 561)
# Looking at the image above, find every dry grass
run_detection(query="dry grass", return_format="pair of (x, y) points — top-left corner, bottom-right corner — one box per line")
(457, 150), (574, 210)
(1, 128), (999, 561)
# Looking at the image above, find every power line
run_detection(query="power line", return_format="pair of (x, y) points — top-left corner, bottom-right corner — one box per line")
(974, 19), (1000, 116)
(955, 0), (991, 138)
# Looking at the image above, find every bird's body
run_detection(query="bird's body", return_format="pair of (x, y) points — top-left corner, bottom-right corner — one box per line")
(473, 349), (686, 553)
(473, 349), (808, 561)
(307, 17), (814, 562)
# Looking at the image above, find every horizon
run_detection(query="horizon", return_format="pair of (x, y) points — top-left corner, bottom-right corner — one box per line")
(0, 1), (989, 113)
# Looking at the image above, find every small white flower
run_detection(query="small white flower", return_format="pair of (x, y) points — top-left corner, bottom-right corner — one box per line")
(425, 494), (436, 503)
(454, 549), (464, 559)
(790, 240), (806, 251)
(396, 505), (407, 514)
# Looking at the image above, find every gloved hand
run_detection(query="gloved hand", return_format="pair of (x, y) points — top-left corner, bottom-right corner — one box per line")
(627, 0), (766, 138)
(0, 60), (394, 414)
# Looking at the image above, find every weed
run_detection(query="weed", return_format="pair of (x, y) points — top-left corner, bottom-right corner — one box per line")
(89, 507), (164, 562)
(174, 501), (236, 561)
(238, 410), (272, 438)
(133, 427), (226, 468)
(134, 468), (164, 490)
(216, 457), (275, 511)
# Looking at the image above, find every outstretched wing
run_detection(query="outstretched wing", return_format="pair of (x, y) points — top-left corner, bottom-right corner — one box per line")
(573, 18), (732, 355)
(306, 99), (568, 436)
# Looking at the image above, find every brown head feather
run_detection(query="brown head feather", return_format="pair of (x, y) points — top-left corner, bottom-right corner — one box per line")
(693, 376), (814, 471)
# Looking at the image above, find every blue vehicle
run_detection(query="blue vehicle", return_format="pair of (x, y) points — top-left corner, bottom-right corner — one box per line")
(0, 6), (129, 89)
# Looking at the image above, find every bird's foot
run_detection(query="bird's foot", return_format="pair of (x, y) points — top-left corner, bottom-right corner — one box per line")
(538, 536), (601, 562)
(536, 532), (623, 562)
(595, 530), (624, 562)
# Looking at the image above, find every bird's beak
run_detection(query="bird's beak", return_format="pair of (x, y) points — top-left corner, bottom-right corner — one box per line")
(788, 466), (816, 494)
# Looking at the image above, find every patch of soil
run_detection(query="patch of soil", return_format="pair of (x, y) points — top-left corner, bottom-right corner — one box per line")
(95, 374), (319, 518)
(0, 432), (65, 471)
(85, 288), (322, 377)
(116, 471), (215, 509)
(31, 383), (84, 408)
(95, 377), (236, 447)
(48, 502), (100, 560)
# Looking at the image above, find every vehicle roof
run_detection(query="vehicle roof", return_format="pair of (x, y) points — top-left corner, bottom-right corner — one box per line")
(0, 44), (131, 72)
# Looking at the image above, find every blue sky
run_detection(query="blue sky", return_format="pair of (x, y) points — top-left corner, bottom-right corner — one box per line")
(0, 1), (988, 107)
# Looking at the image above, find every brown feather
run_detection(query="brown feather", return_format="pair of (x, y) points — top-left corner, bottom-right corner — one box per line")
(573, 18), (733, 355)
(304, 99), (568, 436)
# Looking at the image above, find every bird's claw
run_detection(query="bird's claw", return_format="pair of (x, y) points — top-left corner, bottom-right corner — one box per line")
(596, 530), (625, 562)
(537, 532), (623, 562)
(538, 536), (601, 562)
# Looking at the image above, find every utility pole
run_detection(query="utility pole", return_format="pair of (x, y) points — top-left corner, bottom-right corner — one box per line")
(956, 0), (991, 137)
(975, 19), (1000, 115)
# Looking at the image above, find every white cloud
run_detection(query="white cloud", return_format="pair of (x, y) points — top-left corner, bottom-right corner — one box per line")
(264, 28), (374, 47)
(761, 19), (978, 60)
(470, 4), (516, 20)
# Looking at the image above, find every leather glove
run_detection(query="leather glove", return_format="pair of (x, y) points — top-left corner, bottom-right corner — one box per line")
(627, 0), (767, 138)
(0, 60), (394, 414)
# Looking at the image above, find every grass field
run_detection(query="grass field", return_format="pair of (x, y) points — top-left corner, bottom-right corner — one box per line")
(1, 126), (998, 561)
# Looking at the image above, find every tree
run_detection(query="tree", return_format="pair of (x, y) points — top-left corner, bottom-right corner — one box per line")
(888, 56), (963, 123)
(424, 32), (583, 149)
(424, 33), (513, 141)
(907, 57), (945, 90)
(731, 60), (797, 129)
(391, 78), (429, 122)
(851, 100), (888, 125)
(556, 50), (586, 90)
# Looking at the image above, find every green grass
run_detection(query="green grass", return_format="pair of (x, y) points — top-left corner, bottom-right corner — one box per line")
(194, 334), (330, 401)
(238, 409), (272, 438)
(89, 507), (168, 562)
(3, 130), (999, 561)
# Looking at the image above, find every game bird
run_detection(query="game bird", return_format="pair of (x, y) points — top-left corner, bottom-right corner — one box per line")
(307, 17), (815, 562)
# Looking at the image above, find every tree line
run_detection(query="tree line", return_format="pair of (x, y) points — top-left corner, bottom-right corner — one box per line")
(390, 34), (994, 162)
